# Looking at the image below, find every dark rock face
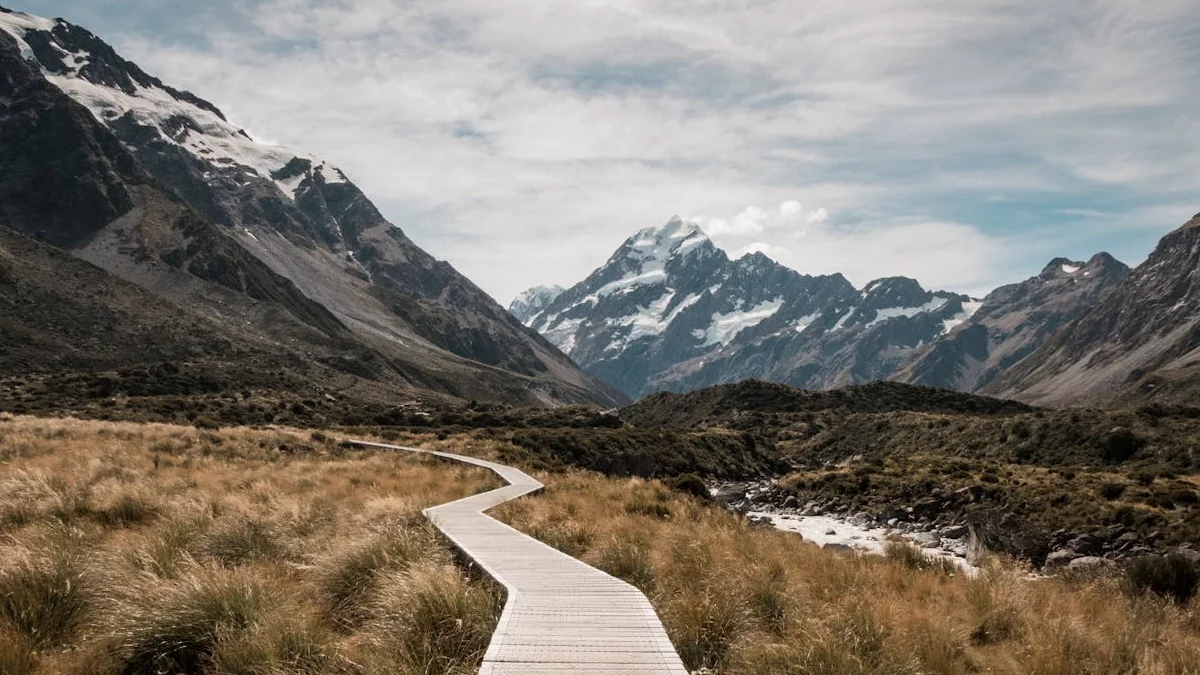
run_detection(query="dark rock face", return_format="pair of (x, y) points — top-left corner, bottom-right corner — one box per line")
(0, 7), (624, 407)
(520, 217), (976, 399)
(985, 214), (1200, 406)
(894, 253), (1130, 392)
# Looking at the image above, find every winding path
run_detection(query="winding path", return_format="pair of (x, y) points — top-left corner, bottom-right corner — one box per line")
(352, 441), (689, 674)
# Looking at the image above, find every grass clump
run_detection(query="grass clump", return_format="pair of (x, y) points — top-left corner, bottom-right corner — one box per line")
(0, 548), (90, 650)
(884, 540), (961, 575)
(200, 517), (283, 566)
(0, 625), (36, 675)
(108, 568), (273, 674)
(360, 565), (500, 674)
(317, 523), (444, 630)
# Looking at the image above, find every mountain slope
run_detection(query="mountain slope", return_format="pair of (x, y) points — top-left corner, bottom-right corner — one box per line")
(892, 254), (1130, 392)
(0, 7), (623, 407)
(984, 213), (1200, 406)
(519, 217), (977, 398)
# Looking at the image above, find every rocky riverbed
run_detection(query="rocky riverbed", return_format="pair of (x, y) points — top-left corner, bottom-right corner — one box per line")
(714, 480), (1200, 572)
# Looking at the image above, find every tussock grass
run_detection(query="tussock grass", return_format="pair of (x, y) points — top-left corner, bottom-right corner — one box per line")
(107, 567), (276, 674)
(359, 565), (500, 674)
(0, 545), (90, 650)
(473, 430), (1200, 675)
(0, 416), (502, 674)
(883, 540), (961, 575)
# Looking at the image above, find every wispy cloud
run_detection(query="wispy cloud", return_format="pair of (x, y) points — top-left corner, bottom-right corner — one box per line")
(29, 0), (1200, 302)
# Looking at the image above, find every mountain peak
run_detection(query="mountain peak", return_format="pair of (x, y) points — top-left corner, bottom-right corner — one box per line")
(1039, 253), (1128, 279)
(632, 215), (704, 243)
(508, 284), (566, 324)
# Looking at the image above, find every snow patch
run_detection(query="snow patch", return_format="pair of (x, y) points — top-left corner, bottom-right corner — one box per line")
(865, 297), (949, 328)
(831, 307), (857, 331)
(615, 292), (676, 342)
(273, 170), (308, 201)
(2, 18), (352, 201)
(0, 10), (57, 62)
(695, 298), (784, 347)
(792, 313), (821, 333)
(1061, 263), (1081, 274)
(544, 317), (585, 355)
(942, 300), (984, 334)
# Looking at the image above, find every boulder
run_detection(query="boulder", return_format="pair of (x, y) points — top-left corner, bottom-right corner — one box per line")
(910, 532), (942, 549)
(713, 484), (748, 504)
(940, 525), (968, 539)
(823, 543), (856, 556)
(1065, 534), (1103, 556)
(1067, 556), (1108, 570)
(1045, 549), (1082, 568)
(1172, 547), (1200, 565)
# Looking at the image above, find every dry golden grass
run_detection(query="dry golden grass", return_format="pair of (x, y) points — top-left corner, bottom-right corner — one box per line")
(0, 415), (502, 675)
(462, 436), (1200, 675)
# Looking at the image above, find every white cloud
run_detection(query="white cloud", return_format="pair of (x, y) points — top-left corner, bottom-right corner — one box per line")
(692, 203), (1014, 295)
(93, 0), (1200, 302)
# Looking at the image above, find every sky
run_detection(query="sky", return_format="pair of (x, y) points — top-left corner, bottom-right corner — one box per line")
(17, 0), (1200, 303)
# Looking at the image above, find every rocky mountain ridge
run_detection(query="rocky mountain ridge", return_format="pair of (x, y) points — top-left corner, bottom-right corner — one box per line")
(0, 7), (624, 408)
(895, 253), (1131, 392)
(514, 214), (1153, 404)
(514, 217), (987, 399)
(985, 212), (1200, 406)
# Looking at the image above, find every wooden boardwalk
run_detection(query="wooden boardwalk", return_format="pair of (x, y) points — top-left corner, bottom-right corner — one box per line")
(353, 442), (689, 674)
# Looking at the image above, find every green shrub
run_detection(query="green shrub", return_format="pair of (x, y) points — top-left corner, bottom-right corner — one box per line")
(1098, 482), (1126, 500)
(1102, 428), (1142, 463)
(665, 473), (711, 501)
(1124, 554), (1200, 604)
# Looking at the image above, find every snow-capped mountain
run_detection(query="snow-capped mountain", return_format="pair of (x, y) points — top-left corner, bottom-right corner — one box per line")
(518, 217), (978, 398)
(509, 285), (565, 324)
(984, 214), (1200, 406)
(0, 7), (624, 407)
(893, 254), (1129, 393)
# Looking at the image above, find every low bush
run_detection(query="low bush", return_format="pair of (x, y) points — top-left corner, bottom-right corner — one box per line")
(665, 472), (711, 501)
(1124, 553), (1200, 604)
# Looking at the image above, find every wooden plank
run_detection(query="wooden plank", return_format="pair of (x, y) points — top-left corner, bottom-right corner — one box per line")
(351, 441), (689, 674)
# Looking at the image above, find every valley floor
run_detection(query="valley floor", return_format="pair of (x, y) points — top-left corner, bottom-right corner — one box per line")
(3, 416), (1199, 675)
